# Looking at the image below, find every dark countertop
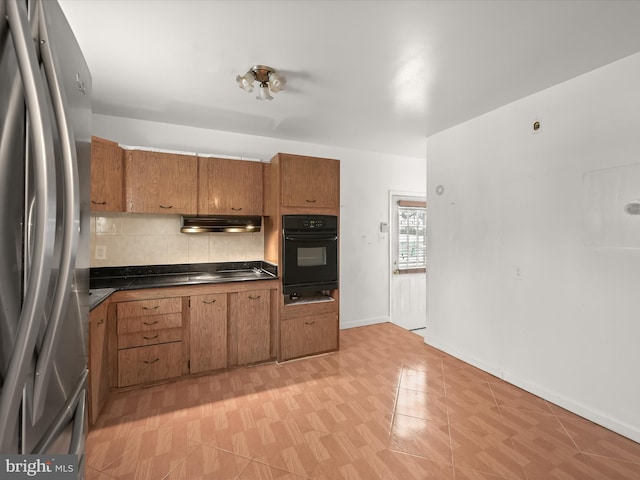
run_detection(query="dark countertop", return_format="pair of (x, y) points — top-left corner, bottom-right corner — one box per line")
(89, 288), (116, 310)
(89, 261), (278, 308)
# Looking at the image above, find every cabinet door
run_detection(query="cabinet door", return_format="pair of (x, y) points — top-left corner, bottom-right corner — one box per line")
(189, 293), (227, 373)
(198, 157), (263, 215)
(117, 342), (182, 387)
(90, 136), (124, 212)
(89, 302), (110, 424)
(117, 297), (182, 318)
(125, 149), (197, 214)
(233, 289), (270, 365)
(281, 154), (339, 209)
(280, 313), (338, 361)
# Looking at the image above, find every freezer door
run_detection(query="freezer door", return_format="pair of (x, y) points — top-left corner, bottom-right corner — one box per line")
(22, 0), (91, 455)
(0, 0), (90, 463)
(0, 0), (27, 454)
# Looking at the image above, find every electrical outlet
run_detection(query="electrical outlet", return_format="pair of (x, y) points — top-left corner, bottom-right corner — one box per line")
(95, 245), (107, 260)
(515, 267), (523, 280)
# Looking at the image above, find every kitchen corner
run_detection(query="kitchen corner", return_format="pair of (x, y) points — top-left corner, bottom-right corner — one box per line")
(87, 140), (340, 429)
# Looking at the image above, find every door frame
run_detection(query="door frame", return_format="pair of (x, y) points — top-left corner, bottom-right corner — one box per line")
(388, 190), (427, 327)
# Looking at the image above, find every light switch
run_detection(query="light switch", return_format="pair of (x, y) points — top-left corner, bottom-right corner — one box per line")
(379, 222), (389, 233)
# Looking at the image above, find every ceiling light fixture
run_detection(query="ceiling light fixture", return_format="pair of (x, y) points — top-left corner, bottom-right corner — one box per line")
(236, 65), (286, 101)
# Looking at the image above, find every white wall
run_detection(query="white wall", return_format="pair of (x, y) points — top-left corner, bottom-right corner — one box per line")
(426, 52), (640, 442)
(92, 114), (426, 329)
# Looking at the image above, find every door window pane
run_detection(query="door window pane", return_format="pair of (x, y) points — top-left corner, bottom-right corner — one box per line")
(397, 205), (426, 270)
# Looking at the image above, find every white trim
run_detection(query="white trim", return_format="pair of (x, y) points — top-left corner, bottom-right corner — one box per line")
(119, 144), (263, 162)
(424, 333), (640, 444)
(340, 316), (389, 330)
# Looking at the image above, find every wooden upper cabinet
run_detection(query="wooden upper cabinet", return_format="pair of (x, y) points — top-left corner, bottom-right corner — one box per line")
(90, 136), (124, 212)
(125, 150), (197, 214)
(280, 154), (339, 209)
(197, 157), (263, 216)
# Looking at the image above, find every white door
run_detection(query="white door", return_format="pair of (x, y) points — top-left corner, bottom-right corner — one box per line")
(390, 194), (427, 331)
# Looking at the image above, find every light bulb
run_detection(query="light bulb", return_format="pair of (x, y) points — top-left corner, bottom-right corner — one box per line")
(268, 71), (286, 93)
(257, 83), (273, 101)
(236, 71), (255, 92)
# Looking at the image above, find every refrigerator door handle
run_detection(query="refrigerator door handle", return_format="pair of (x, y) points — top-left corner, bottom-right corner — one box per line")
(68, 388), (87, 458)
(31, 0), (82, 423)
(0, 0), (57, 451)
(32, 368), (88, 455)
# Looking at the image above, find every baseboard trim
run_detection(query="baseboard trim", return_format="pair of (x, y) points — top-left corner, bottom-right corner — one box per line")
(424, 333), (640, 444)
(340, 316), (389, 330)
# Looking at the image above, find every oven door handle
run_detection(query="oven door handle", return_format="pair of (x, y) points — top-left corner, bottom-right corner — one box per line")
(284, 235), (338, 242)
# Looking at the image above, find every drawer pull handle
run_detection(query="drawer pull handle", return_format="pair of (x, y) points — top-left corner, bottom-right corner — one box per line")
(231, 207), (243, 211)
(143, 320), (159, 326)
(143, 358), (160, 364)
(305, 199), (317, 203)
(248, 295), (261, 300)
(143, 334), (159, 340)
(142, 305), (159, 310)
(203, 299), (217, 304)
(91, 200), (107, 205)
(97, 319), (105, 325)
(159, 204), (173, 209)
(304, 320), (317, 326)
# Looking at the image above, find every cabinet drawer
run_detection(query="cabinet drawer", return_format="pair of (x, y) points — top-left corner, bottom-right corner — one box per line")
(116, 297), (182, 318)
(117, 313), (182, 334)
(118, 327), (182, 349)
(280, 313), (338, 361)
(117, 342), (182, 387)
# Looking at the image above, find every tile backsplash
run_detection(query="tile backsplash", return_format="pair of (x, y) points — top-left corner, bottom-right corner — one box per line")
(90, 213), (264, 267)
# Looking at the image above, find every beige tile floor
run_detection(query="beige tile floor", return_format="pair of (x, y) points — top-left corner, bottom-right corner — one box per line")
(85, 323), (640, 479)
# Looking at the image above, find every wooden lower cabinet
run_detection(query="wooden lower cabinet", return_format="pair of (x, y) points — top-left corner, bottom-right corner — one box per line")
(118, 328), (182, 349)
(115, 296), (184, 388)
(231, 289), (271, 365)
(117, 313), (182, 334)
(102, 280), (278, 392)
(88, 301), (110, 425)
(118, 342), (183, 387)
(280, 313), (338, 361)
(189, 293), (227, 373)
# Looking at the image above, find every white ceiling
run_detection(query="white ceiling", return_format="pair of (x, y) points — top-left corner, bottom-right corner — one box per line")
(59, 0), (640, 158)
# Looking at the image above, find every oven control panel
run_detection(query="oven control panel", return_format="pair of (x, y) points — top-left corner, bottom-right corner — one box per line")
(283, 215), (338, 233)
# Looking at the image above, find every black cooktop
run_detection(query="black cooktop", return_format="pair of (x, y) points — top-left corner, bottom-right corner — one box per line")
(90, 261), (277, 290)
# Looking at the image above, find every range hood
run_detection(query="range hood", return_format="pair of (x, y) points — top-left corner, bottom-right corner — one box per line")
(180, 216), (262, 233)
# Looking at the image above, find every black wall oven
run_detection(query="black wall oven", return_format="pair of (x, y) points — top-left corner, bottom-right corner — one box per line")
(282, 215), (338, 295)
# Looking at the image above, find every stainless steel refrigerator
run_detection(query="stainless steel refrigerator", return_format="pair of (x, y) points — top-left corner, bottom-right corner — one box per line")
(0, 0), (91, 473)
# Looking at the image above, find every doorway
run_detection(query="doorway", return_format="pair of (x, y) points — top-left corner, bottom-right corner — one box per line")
(389, 193), (427, 335)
